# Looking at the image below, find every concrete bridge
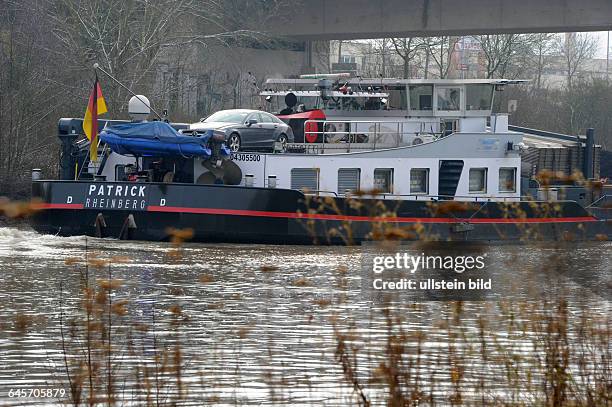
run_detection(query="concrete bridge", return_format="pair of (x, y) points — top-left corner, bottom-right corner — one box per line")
(274, 0), (612, 40)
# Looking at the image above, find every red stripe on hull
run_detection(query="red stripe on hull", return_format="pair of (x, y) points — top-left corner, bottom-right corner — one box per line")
(146, 205), (598, 224)
(35, 203), (84, 210)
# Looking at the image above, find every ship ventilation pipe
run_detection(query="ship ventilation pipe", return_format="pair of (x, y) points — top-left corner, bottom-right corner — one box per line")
(584, 128), (595, 180)
(268, 175), (277, 188)
(31, 169), (42, 181)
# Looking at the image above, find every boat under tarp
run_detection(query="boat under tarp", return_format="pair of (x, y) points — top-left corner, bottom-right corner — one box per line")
(100, 121), (228, 158)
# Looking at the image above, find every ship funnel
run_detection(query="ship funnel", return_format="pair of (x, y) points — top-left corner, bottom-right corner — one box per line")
(129, 95), (151, 121)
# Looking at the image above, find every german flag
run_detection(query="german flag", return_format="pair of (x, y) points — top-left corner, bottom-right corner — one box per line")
(83, 75), (108, 161)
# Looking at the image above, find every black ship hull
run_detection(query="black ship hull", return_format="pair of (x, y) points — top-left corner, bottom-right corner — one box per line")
(29, 181), (610, 244)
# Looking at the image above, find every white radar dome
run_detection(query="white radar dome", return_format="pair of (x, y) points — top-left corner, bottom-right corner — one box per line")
(128, 95), (151, 121)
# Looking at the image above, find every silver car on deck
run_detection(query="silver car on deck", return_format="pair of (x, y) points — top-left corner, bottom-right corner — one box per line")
(190, 109), (294, 152)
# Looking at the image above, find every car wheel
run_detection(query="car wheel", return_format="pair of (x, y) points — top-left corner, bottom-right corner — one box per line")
(228, 133), (241, 152)
(276, 134), (288, 152)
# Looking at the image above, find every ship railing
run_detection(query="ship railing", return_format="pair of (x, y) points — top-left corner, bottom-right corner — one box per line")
(76, 137), (107, 180)
(352, 193), (520, 203)
(302, 190), (521, 202)
(587, 194), (612, 208)
(302, 190), (339, 197)
(290, 119), (444, 154)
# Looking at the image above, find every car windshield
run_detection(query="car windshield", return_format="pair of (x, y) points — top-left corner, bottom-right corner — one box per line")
(204, 111), (250, 123)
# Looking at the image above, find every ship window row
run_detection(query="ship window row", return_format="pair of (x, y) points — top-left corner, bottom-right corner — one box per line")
(291, 167), (515, 196)
(291, 167), (429, 195)
(469, 167), (517, 193)
(408, 84), (494, 112)
(268, 84), (494, 114)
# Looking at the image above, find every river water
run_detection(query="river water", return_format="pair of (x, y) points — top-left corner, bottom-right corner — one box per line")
(0, 226), (610, 406)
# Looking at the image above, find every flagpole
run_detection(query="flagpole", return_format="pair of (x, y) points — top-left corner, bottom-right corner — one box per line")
(93, 63), (163, 120)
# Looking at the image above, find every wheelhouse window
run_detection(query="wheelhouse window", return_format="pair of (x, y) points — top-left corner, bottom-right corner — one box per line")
(325, 97), (385, 111)
(337, 168), (360, 195)
(466, 84), (494, 111)
(469, 168), (487, 193)
(373, 168), (393, 194)
(269, 95), (320, 114)
(410, 169), (429, 194)
(387, 86), (408, 110)
(291, 168), (319, 192)
(436, 87), (461, 111)
(499, 168), (517, 192)
(409, 85), (433, 111)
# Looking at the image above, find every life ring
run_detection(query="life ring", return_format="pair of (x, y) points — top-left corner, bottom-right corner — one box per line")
(304, 121), (318, 143)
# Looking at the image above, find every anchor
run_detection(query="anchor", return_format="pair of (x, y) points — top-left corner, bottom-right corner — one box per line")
(119, 214), (137, 240)
(94, 213), (107, 238)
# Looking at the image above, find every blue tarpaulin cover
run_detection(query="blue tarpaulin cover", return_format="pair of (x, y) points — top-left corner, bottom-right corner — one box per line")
(100, 121), (221, 158)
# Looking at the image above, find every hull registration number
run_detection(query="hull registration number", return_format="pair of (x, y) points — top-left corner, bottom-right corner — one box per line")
(231, 153), (261, 162)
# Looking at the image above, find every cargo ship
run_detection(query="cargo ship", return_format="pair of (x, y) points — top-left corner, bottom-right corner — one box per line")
(29, 76), (611, 243)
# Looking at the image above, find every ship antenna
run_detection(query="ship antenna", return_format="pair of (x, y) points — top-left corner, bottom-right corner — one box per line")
(92, 63), (163, 120)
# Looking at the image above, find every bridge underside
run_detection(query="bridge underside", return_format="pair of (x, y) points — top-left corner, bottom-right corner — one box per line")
(273, 0), (612, 40)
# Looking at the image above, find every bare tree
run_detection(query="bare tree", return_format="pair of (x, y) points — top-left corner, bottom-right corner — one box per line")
(554, 33), (598, 91)
(425, 36), (460, 79)
(373, 38), (392, 77)
(526, 34), (556, 89)
(0, 0), (298, 197)
(358, 38), (397, 77)
(0, 0), (64, 196)
(472, 34), (537, 78)
(45, 0), (287, 114)
(46, 0), (196, 114)
(390, 37), (428, 79)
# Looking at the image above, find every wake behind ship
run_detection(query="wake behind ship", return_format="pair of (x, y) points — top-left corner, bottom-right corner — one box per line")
(30, 75), (611, 244)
